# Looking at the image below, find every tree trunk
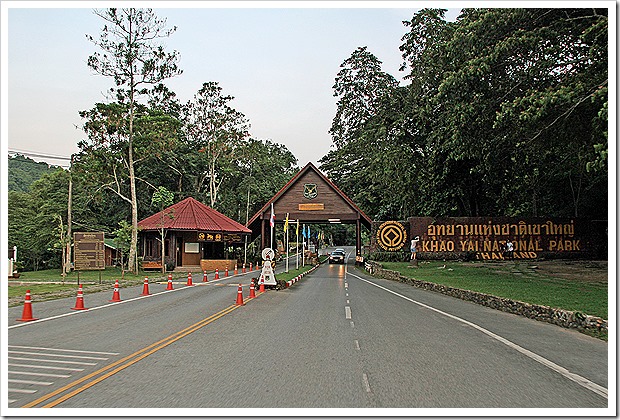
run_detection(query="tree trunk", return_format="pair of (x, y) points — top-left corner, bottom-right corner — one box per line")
(161, 227), (166, 274)
(128, 148), (139, 274)
(65, 171), (72, 277)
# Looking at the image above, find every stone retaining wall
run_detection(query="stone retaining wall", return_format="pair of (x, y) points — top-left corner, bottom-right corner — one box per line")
(365, 261), (607, 335)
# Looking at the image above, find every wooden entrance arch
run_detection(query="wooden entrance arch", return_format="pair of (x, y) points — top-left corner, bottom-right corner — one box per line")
(246, 162), (372, 258)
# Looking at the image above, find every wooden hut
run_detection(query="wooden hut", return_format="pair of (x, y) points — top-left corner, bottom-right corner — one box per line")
(138, 197), (251, 273)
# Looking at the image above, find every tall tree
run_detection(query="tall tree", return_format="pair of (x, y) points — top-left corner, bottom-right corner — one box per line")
(182, 82), (250, 208)
(321, 8), (607, 220)
(329, 46), (400, 148)
(86, 8), (182, 273)
(321, 47), (412, 220)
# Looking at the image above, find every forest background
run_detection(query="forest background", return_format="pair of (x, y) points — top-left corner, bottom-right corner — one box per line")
(7, 8), (609, 272)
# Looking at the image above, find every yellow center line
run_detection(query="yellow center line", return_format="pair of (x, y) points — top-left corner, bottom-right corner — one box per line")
(22, 292), (265, 408)
(42, 306), (239, 408)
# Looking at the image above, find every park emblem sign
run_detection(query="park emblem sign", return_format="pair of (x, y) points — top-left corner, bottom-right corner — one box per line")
(303, 183), (318, 200)
(376, 221), (408, 252)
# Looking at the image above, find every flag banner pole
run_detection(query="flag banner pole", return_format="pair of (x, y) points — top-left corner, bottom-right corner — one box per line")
(296, 220), (299, 269)
(302, 224), (306, 267)
(285, 213), (289, 273)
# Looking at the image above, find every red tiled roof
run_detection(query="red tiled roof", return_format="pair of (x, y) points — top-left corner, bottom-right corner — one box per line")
(139, 197), (251, 233)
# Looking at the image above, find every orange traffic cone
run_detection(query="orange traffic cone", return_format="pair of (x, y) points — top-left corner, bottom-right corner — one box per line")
(187, 272), (193, 286)
(203, 271), (208, 282)
(249, 279), (256, 298)
(242, 263), (246, 274)
(249, 262), (253, 272)
(17, 290), (38, 322)
(71, 284), (88, 310)
(166, 273), (174, 290)
(225, 267), (229, 277)
(215, 269), (220, 280)
(234, 264), (238, 275)
(259, 273), (265, 293)
(141, 277), (151, 296)
(110, 280), (122, 302)
(235, 284), (244, 306)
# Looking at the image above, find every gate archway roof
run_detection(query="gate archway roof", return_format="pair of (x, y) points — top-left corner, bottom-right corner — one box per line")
(246, 162), (371, 239)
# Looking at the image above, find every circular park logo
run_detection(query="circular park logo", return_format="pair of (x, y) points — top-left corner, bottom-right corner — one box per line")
(303, 183), (318, 199)
(376, 221), (408, 251)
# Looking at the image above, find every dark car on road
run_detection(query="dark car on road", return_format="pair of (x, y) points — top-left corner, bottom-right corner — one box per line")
(329, 250), (346, 264)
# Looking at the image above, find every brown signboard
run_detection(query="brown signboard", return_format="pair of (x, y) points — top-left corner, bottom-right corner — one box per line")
(74, 232), (105, 270)
(197, 231), (246, 244)
(298, 203), (325, 211)
(370, 217), (607, 260)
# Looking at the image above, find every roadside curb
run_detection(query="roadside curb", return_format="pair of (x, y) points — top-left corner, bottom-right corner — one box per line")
(282, 264), (320, 288)
(364, 260), (608, 337)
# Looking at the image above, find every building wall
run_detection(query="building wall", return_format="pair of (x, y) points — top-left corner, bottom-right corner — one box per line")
(142, 230), (244, 268)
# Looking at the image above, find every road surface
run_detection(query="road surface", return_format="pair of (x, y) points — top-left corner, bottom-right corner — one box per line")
(6, 248), (610, 414)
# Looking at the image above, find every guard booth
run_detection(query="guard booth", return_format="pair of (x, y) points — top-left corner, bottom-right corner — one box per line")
(139, 197), (251, 272)
(246, 162), (372, 260)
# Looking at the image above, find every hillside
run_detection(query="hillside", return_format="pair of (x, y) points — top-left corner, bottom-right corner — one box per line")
(8, 154), (59, 192)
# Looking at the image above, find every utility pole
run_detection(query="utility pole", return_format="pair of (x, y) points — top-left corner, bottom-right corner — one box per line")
(64, 155), (73, 278)
(244, 166), (252, 266)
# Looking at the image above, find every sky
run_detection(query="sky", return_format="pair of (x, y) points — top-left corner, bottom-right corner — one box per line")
(3, 2), (463, 169)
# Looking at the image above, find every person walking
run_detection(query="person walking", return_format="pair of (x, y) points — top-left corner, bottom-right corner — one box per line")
(410, 236), (420, 260)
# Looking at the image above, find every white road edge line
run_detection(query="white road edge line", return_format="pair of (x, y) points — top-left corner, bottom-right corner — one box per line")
(362, 373), (372, 393)
(8, 363), (83, 372)
(8, 389), (37, 394)
(8, 351), (109, 360)
(8, 357), (97, 366)
(347, 271), (608, 399)
(8, 275), (235, 330)
(8, 345), (119, 355)
(8, 379), (53, 386)
(8, 371), (70, 378)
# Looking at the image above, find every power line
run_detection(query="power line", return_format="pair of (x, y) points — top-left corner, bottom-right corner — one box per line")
(8, 149), (73, 161)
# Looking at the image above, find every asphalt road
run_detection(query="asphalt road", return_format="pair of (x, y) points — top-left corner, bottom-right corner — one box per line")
(6, 248), (609, 414)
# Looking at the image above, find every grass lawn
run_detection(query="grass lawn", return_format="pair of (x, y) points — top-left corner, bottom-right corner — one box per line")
(274, 264), (317, 283)
(379, 260), (608, 320)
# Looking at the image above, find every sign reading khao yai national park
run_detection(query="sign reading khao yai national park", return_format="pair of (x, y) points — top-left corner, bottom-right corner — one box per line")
(370, 217), (607, 260)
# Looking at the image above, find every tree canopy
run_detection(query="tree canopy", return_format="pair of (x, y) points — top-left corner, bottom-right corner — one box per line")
(320, 7), (608, 220)
(8, 7), (609, 271)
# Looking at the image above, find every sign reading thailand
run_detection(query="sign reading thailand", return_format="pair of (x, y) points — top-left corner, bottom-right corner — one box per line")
(376, 221), (408, 252)
(74, 232), (105, 270)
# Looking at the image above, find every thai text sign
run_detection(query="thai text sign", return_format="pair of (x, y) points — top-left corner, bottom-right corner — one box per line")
(74, 232), (105, 270)
(406, 217), (604, 260)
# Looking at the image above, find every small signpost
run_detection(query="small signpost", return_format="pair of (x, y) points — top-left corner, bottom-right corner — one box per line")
(74, 232), (105, 283)
(260, 248), (277, 286)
